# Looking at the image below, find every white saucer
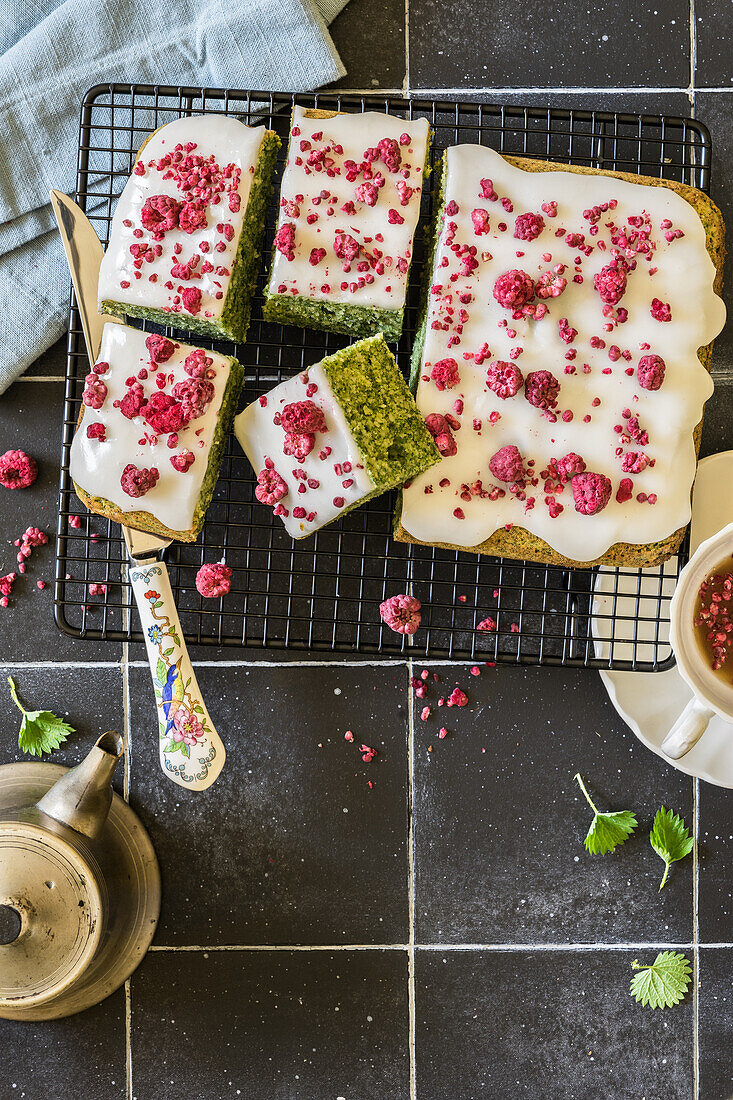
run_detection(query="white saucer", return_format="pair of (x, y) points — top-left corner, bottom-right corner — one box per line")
(592, 452), (733, 788)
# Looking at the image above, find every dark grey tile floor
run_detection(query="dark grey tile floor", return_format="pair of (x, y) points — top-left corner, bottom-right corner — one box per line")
(1, 1), (732, 1097)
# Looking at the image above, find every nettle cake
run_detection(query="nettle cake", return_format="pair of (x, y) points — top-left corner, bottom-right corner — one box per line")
(395, 145), (726, 567)
(234, 335), (439, 539)
(70, 323), (243, 542)
(98, 114), (280, 342)
(261, 106), (430, 341)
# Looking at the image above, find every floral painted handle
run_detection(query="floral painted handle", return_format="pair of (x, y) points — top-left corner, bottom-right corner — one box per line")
(128, 560), (225, 790)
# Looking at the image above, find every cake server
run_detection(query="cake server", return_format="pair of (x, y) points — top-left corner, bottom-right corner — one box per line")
(50, 189), (225, 792)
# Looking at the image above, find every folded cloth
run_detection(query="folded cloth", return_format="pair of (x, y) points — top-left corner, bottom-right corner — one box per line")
(0, 0), (349, 393)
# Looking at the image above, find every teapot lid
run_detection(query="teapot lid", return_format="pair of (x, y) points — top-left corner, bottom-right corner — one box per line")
(0, 821), (103, 1008)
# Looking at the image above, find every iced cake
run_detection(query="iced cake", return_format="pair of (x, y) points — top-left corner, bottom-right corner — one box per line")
(395, 146), (726, 567)
(70, 323), (243, 542)
(261, 106), (429, 341)
(234, 334), (439, 539)
(98, 114), (280, 343)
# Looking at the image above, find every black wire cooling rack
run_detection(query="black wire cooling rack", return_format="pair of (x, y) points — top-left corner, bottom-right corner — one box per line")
(55, 84), (712, 668)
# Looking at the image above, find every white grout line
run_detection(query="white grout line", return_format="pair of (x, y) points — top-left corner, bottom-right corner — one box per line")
(0, 660), (125, 669)
(122, 642), (131, 803)
(146, 940), (730, 952)
(409, 86), (700, 96)
(124, 978), (133, 1100)
(693, 775), (701, 1100)
(406, 660), (417, 1100)
(129, 658), (410, 669)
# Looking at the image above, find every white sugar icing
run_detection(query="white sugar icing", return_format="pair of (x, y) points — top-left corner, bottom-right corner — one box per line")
(400, 145), (726, 562)
(98, 114), (266, 321)
(70, 323), (234, 532)
(267, 106), (429, 310)
(234, 364), (375, 539)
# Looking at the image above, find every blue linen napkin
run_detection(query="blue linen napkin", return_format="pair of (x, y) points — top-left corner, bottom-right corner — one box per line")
(0, 0), (349, 392)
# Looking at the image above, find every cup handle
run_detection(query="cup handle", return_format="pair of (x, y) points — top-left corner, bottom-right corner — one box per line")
(661, 696), (715, 759)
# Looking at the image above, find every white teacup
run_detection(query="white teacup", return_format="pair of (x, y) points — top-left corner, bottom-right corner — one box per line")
(663, 520), (733, 759)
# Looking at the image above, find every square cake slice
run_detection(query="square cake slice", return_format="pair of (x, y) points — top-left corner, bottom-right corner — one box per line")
(261, 106), (429, 341)
(98, 114), (280, 343)
(395, 145), (726, 568)
(70, 323), (244, 542)
(234, 335), (439, 539)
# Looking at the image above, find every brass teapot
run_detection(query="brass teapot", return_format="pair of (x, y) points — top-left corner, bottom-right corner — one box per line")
(0, 732), (160, 1020)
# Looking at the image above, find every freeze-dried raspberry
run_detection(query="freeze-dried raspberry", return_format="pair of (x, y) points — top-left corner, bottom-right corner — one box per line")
(616, 477), (634, 503)
(170, 451), (195, 472)
(171, 378), (214, 421)
(280, 400), (326, 434)
(471, 208), (490, 235)
(181, 287), (202, 315)
(355, 180), (381, 206)
(140, 194), (180, 237)
(379, 593), (421, 635)
(116, 381), (145, 420)
(651, 298), (672, 322)
(493, 269), (535, 309)
(594, 261), (627, 305)
(447, 687), (468, 707)
(309, 247), (326, 266)
(424, 413), (447, 436)
(82, 373), (107, 410)
(195, 562), (233, 598)
(145, 334), (175, 364)
(21, 526), (48, 549)
(524, 370), (560, 410)
(334, 230), (360, 262)
(430, 357), (460, 391)
(486, 359), (523, 400)
(637, 353), (666, 390)
(535, 270), (567, 299)
(142, 392), (188, 434)
(621, 451), (649, 474)
(120, 464), (159, 497)
(423, 414), (456, 456)
(178, 201), (207, 234)
(0, 572), (16, 597)
(274, 222), (297, 261)
(514, 212), (545, 241)
(183, 348), (213, 378)
(255, 467), (288, 506)
(378, 137), (402, 172)
(0, 450), (37, 490)
(283, 432), (315, 462)
(572, 471), (612, 515)
(556, 452), (586, 482)
(477, 616), (497, 633)
(489, 444), (525, 484)
(86, 423), (106, 441)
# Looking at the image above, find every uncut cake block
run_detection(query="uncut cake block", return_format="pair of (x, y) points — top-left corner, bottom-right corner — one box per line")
(98, 114), (280, 343)
(261, 106), (429, 341)
(70, 322), (243, 542)
(234, 335), (439, 539)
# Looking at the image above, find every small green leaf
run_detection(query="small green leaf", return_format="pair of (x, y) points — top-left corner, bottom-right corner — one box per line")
(162, 647), (174, 657)
(574, 773), (637, 855)
(193, 704), (204, 714)
(163, 739), (179, 754)
(8, 676), (75, 757)
(630, 951), (692, 1008)
(180, 742), (190, 758)
(650, 807), (694, 890)
(156, 658), (166, 683)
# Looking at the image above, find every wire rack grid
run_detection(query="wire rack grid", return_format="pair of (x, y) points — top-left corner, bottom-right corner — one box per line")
(55, 84), (712, 668)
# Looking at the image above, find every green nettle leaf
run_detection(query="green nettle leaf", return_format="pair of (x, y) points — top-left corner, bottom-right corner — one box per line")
(630, 952), (692, 1008)
(574, 773), (637, 855)
(8, 676), (75, 757)
(650, 807), (694, 890)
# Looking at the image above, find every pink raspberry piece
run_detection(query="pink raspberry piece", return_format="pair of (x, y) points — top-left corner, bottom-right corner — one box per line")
(275, 222), (296, 261)
(447, 687), (468, 707)
(556, 452), (586, 482)
(283, 432), (316, 461)
(142, 392), (188, 435)
(616, 477), (634, 503)
(486, 360), (523, 400)
(378, 137), (402, 172)
(593, 261), (627, 304)
(423, 414), (457, 457)
(181, 287), (202, 315)
(178, 201), (207, 234)
(82, 373), (107, 410)
(513, 212), (545, 241)
(195, 562), (233, 598)
(183, 349), (214, 378)
(145, 334), (175, 364)
(524, 370), (560, 410)
(492, 268), (535, 309)
(120, 464), (159, 498)
(255, 467), (288, 506)
(170, 451), (195, 473)
(471, 208), (490, 235)
(140, 194), (180, 237)
(379, 593), (422, 635)
(86, 423), (106, 441)
(477, 617), (497, 633)
(430, 357), (460, 391)
(0, 450), (38, 490)
(489, 445), (525, 484)
(571, 471), (612, 515)
(116, 380), (145, 420)
(280, 400), (326, 434)
(637, 354), (666, 390)
(650, 297), (672, 322)
(171, 378), (214, 421)
(334, 230), (361, 262)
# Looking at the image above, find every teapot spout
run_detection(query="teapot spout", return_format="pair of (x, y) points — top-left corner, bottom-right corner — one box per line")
(36, 731), (123, 839)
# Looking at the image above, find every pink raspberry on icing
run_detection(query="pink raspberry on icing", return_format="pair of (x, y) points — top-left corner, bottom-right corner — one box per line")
(255, 467), (288, 506)
(378, 137), (402, 173)
(486, 360), (523, 399)
(142, 392), (188, 435)
(195, 562), (233, 598)
(571, 471), (612, 515)
(183, 348), (214, 378)
(430, 357), (460, 391)
(423, 414), (456, 456)
(145, 334), (175, 364)
(355, 181), (380, 206)
(379, 593), (421, 635)
(637, 353), (666, 390)
(86, 423), (106, 441)
(181, 287), (202, 315)
(471, 208), (490, 235)
(83, 372), (107, 410)
(0, 450), (37, 490)
(309, 247), (326, 266)
(334, 230), (361, 263)
(556, 452), (586, 482)
(621, 451), (649, 474)
(424, 413), (447, 436)
(171, 378), (214, 421)
(489, 445), (525, 484)
(280, 400), (326, 434)
(140, 195), (181, 237)
(593, 261), (627, 305)
(178, 201), (207, 234)
(116, 381), (145, 420)
(120, 463), (159, 498)
(479, 178), (498, 201)
(275, 222), (296, 261)
(535, 270), (567, 299)
(616, 478), (634, 503)
(170, 451), (195, 473)
(524, 370), (560, 410)
(283, 432), (316, 461)
(387, 208), (404, 225)
(650, 297), (672, 322)
(513, 212), (545, 241)
(492, 269), (535, 309)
